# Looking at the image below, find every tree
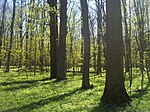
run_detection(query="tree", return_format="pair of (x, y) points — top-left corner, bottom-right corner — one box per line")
(122, 0), (130, 73)
(101, 0), (131, 104)
(39, 0), (46, 74)
(47, 0), (58, 79)
(122, 0), (132, 94)
(133, 0), (146, 90)
(18, 0), (24, 68)
(0, 0), (7, 68)
(96, 0), (102, 75)
(80, 0), (91, 89)
(6, 0), (16, 72)
(57, 0), (67, 80)
(89, 15), (97, 72)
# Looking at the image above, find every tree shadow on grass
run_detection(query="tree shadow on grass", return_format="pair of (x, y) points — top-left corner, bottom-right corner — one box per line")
(131, 82), (149, 98)
(1, 88), (83, 112)
(1, 78), (76, 91)
(91, 102), (128, 112)
(131, 82), (150, 110)
(0, 78), (50, 86)
(91, 82), (149, 112)
(1, 84), (35, 91)
(0, 78), (54, 91)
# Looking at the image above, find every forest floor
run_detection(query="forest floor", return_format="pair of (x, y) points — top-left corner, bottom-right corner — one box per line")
(0, 68), (149, 112)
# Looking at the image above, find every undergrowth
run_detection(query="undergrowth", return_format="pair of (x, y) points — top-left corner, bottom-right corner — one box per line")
(0, 68), (149, 112)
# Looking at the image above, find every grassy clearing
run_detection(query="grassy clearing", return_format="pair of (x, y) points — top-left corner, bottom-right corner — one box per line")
(0, 68), (149, 112)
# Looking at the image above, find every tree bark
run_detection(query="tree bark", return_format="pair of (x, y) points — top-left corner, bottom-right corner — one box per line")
(101, 0), (131, 105)
(47, 0), (58, 79)
(96, 0), (102, 75)
(80, 0), (91, 89)
(57, 0), (67, 80)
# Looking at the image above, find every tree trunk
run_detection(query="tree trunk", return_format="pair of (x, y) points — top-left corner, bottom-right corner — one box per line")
(47, 0), (58, 79)
(101, 0), (131, 105)
(6, 0), (16, 72)
(96, 0), (102, 75)
(57, 0), (67, 80)
(122, 0), (130, 73)
(80, 0), (91, 89)
(0, 0), (7, 68)
(40, 0), (46, 74)
(128, 0), (133, 94)
(19, 0), (23, 68)
(90, 18), (96, 72)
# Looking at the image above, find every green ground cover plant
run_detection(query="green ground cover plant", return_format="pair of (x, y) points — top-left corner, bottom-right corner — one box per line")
(0, 68), (149, 112)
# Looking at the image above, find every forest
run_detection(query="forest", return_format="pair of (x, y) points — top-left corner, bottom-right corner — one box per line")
(0, 0), (150, 111)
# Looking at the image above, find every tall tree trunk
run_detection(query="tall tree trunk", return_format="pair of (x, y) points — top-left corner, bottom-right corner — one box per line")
(25, 0), (30, 69)
(33, 23), (38, 76)
(122, 0), (133, 94)
(0, 0), (7, 68)
(101, 0), (131, 104)
(68, 12), (76, 72)
(28, 0), (35, 69)
(19, 0), (23, 68)
(57, 0), (67, 80)
(122, 0), (130, 73)
(128, 0), (133, 94)
(6, 0), (16, 72)
(90, 18), (96, 72)
(40, 0), (46, 74)
(80, 0), (91, 89)
(47, 0), (58, 79)
(96, 0), (102, 75)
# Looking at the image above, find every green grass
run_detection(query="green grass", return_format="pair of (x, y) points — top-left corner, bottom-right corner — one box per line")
(0, 68), (149, 112)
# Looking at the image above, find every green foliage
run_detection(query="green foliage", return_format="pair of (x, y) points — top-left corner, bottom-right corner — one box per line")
(0, 69), (149, 112)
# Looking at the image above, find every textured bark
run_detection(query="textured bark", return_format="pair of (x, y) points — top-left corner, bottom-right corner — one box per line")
(80, 0), (90, 89)
(6, 0), (16, 72)
(101, 0), (131, 105)
(57, 0), (67, 80)
(47, 0), (58, 79)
